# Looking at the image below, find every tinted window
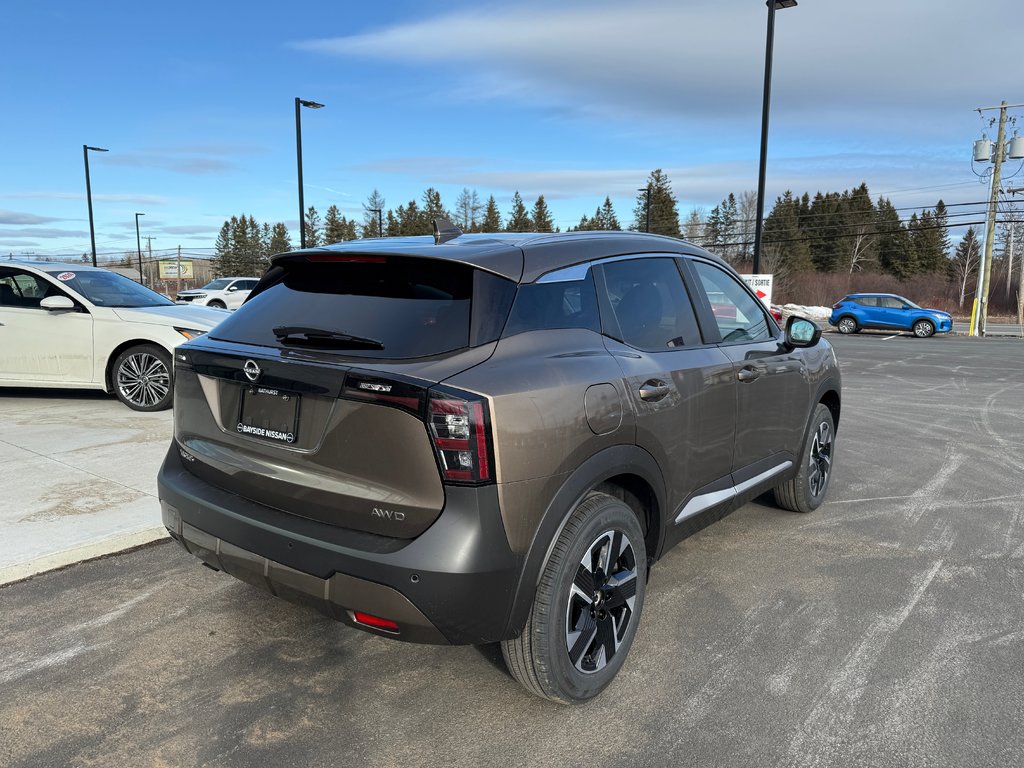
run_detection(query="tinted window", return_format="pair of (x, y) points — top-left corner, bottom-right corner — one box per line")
(692, 262), (771, 343)
(503, 272), (599, 336)
(203, 279), (233, 291)
(878, 297), (904, 309)
(602, 258), (699, 351)
(0, 269), (55, 309)
(211, 257), (513, 359)
(853, 297), (879, 307)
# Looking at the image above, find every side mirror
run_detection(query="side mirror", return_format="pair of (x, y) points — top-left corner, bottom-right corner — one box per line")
(228, 285), (238, 292)
(40, 295), (75, 311)
(901, 305), (911, 310)
(785, 316), (821, 348)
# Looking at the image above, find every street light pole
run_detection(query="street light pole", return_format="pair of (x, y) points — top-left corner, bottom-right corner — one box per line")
(752, 0), (797, 275)
(369, 207), (383, 238)
(637, 187), (652, 232)
(83, 145), (108, 267)
(295, 97), (325, 249)
(134, 213), (145, 283)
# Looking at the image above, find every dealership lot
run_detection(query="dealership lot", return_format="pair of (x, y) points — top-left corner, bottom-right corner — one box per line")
(1, 335), (1023, 767)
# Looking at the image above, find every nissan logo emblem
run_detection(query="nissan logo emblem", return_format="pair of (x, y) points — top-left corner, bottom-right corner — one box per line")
(243, 360), (261, 382)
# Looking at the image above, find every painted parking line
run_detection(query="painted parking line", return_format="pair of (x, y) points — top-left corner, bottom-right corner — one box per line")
(882, 334), (899, 340)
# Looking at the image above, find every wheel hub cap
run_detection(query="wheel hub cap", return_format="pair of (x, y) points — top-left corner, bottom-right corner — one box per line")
(117, 353), (170, 408)
(565, 530), (638, 674)
(808, 421), (833, 498)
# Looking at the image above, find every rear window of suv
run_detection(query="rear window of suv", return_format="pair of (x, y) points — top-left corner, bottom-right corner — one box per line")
(210, 257), (515, 359)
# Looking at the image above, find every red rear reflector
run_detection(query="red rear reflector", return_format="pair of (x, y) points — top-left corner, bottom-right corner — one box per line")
(306, 255), (386, 263)
(353, 612), (399, 631)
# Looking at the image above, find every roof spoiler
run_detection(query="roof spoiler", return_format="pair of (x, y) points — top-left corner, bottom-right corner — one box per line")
(432, 218), (463, 245)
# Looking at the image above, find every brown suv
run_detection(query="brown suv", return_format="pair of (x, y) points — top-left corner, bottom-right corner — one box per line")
(158, 227), (841, 703)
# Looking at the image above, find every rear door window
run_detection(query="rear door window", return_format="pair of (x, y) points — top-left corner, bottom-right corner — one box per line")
(211, 257), (514, 359)
(600, 258), (701, 350)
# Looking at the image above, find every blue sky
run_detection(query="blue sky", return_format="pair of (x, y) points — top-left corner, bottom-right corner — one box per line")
(3, 0), (1022, 260)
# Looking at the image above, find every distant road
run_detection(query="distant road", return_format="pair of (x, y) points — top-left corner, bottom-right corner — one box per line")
(952, 321), (1023, 336)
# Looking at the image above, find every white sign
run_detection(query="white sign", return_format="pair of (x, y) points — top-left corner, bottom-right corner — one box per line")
(742, 274), (773, 308)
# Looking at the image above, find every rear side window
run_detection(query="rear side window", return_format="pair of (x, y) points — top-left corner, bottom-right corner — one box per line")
(601, 258), (700, 351)
(211, 257), (514, 359)
(854, 296), (879, 307)
(503, 272), (600, 336)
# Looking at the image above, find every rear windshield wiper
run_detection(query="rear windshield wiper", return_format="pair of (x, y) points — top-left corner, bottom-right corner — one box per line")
(272, 326), (384, 350)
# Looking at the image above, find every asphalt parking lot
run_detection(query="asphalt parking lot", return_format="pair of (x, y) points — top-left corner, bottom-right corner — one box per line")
(2, 334), (1023, 768)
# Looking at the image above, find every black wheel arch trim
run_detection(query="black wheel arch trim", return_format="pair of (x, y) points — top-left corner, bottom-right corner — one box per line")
(503, 444), (667, 638)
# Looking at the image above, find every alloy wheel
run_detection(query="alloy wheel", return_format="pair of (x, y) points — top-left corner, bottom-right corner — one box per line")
(913, 320), (934, 338)
(117, 352), (170, 408)
(808, 420), (833, 498)
(565, 529), (639, 674)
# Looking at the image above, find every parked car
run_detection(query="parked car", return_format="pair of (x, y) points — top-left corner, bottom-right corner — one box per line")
(829, 293), (952, 337)
(158, 227), (841, 703)
(176, 277), (258, 310)
(0, 262), (226, 410)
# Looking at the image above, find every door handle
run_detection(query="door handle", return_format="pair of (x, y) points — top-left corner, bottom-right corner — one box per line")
(736, 366), (762, 383)
(638, 380), (670, 402)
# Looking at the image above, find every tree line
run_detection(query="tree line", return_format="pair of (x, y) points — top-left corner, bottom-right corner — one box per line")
(211, 169), (1016, 311)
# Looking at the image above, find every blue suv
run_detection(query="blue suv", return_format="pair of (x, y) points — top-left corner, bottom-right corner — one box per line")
(829, 293), (952, 337)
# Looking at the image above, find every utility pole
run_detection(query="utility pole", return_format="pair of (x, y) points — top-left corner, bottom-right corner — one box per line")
(143, 236), (155, 285)
(974, 101), (1024, 334)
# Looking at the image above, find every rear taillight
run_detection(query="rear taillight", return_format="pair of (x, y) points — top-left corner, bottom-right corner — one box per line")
(832, 302), (843, 309)
(428, 389), (493, 484)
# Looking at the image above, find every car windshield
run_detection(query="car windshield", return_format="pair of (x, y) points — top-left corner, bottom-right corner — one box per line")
(202, 278), (233, 291)
(898, 296), (922, 309)
(47, 269), (174, 307)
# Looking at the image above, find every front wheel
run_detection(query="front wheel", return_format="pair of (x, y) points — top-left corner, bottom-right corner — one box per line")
(912, 319), (935, 338)
(112, 344), (173, 411)
(501, 492), (647, 704)
(206, 299), (226, 309)
(774, 403), (835, 513)
(836, 316), (858, 334)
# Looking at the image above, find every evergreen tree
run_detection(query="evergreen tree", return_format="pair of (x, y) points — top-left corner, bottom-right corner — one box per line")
(933, 200), (952, 261)
(421, 188), (447, 231)
(506, 191), (532, 232)
(762, 191), (812, 273)
(807, 192), (844, 272)
(875, 197), (913, 278)
(481, 195), (502, 232)
(632, 170), (680, 237)
(304, 206), (322, 248)
(212, 221), (232, 277)
(362, 189), (386, 238)
(385, 210), (400, 237)
(598, 197), (620, 230)
(324, 205), (346, 244)
(268, 222), (291, 254)
(532, 195), (554, 232)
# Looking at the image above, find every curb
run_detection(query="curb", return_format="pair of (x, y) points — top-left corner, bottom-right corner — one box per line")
(0, 526), (169, 587)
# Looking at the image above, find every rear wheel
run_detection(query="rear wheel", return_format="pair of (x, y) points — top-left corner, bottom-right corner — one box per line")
(501, 492), (647, 704)
(836, 316), (858, 334)
(912, 319), (935, 338)
(112, 344), (172, 411)
(774, 403), (835, 513)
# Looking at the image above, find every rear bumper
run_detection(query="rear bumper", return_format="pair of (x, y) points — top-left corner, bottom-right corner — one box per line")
(157, 445), (522, 645)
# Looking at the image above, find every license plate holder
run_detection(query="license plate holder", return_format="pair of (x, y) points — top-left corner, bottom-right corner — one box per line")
(237, 386), (300, 445)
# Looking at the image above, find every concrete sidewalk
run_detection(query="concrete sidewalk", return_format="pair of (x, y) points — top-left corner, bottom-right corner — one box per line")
(0, 388), (170, 585)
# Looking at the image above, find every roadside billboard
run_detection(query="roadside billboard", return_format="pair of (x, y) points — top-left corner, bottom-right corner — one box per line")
(158, 260), (194, 280)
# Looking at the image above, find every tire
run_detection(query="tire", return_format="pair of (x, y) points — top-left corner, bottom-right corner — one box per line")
(501, 492), (647, 704)
(206, 299), (226, 309)
(774, 403), (835, 513)
(912, 319), (935, 338)
(836, 316), (858, 334)
(112, 344), (173, 411)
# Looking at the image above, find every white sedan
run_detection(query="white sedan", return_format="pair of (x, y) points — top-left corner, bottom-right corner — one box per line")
(0, 262), (228, 411)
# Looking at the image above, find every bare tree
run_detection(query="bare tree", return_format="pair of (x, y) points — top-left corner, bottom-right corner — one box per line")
(951, 227), (981, 309)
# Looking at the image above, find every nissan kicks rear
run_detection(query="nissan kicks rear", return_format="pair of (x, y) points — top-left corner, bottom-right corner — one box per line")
(158, 226), (841, 703)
